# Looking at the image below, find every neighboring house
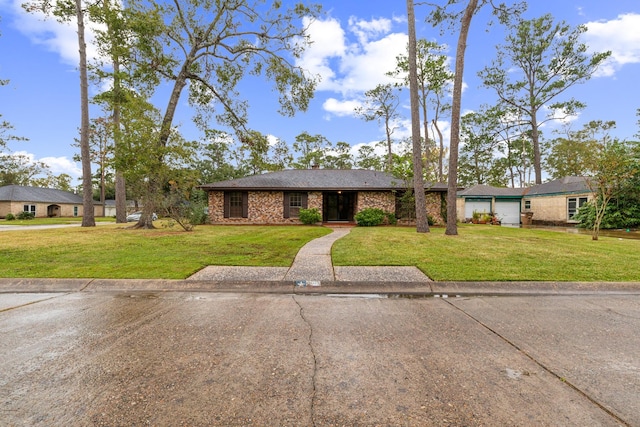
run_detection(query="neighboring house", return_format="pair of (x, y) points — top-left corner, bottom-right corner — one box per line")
(457, 176), (592, 226)
(456, 184), (524, 225)
(0, 185), (104, 218)
(198, 169), (447, 225)
(522, 176), (592, 225)
(104, 199), (138, 217)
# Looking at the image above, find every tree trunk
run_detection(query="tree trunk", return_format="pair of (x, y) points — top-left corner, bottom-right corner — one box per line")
(530, 107), (542, 184)
(421, 89), (430, 174)
(385, 116), (393, 171)
(407, 0), (429, 233)
(134, 63), (189, 228)
(433, 118), (444, 182)
(445, 0), (477, 235)
(76, 0), (95, 227)
(112, 54), (128, 223)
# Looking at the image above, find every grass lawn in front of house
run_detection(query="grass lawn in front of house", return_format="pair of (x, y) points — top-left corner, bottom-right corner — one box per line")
(0, 217), (116, 226)
(331, 225), (640, 282)
(0, 224), (331, 279)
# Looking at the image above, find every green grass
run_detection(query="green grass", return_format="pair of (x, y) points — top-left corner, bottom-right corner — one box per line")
(0, 224), (331, 279)
(332, 225), (640, 282)
(2, 223), (639, 281)
(0, 217), (115, 226)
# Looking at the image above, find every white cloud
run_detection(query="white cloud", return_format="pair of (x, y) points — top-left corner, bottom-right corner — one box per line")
(40, 156), (83, 179)
(322, 98), (362, 117)
(7, 0), (104, 67)
(348, 16), (392, 44)
(541, 106), (580, 127)
(584, 13), (640, 77)
(298, 16), (407, 97)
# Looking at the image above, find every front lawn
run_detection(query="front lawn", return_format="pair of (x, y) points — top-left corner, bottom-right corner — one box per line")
(2, 224), (639, 281)
(332, 225), (640, 282)
(0, 217), (116, 226)
(0, 225), (331, 279)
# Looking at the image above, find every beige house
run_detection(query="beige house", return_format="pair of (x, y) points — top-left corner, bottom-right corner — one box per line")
(0, 185), (103, 218)
(457, 176), (592, 226)
(198, 169), (447, 225)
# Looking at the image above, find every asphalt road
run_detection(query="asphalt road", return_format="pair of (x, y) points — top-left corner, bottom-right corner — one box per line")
(1, 291), (638, 426)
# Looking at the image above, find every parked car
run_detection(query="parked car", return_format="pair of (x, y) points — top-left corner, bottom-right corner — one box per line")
(126, 211), (158, 222)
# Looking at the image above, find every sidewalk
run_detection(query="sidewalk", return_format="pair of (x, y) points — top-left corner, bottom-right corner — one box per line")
(1, 227), (639, 295)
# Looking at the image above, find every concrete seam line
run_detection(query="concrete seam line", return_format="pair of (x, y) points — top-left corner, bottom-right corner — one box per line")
(292, 295), (318, 427)
(79, 279), (95, 292)
(0, 293), (69, 313)
(443, 299), (632, 426)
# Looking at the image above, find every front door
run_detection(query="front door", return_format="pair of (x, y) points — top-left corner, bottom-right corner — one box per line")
(323, 192), (356, 222)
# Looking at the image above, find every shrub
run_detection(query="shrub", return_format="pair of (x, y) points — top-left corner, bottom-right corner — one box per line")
(5, 213), (15, 221)
(299, 208), (322, 225)
(385, 212), (397, 225)
(189, 201), (209, 225)
(16, 211), (35, 220)
(355, 208), (386, 226)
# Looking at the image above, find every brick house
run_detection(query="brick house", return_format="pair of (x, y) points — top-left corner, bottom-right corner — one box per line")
(198, 169), (447, 225)
(0, 185), (104, 218)
(456, 176), (592, 226)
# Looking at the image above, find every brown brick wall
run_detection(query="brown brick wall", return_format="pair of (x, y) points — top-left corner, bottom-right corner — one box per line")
(208, 191), (324, 225)
(357, 191), (395, 213)
(207, 190), (445, 225)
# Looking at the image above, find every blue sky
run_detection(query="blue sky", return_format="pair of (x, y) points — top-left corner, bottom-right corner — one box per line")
(0, 0), (639, 184)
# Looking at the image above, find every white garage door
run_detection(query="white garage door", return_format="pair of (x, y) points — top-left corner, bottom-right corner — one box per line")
(494, 200), (521, 225)
(464, 200), (491, 219)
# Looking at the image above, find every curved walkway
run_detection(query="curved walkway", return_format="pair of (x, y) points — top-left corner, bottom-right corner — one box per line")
(187, 227), (431, 284)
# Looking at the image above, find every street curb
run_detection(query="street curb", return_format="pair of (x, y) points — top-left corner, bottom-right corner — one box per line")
(1, 278), (640, 296)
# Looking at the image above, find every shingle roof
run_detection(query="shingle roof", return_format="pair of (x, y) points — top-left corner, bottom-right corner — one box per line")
(0, 185), (84, 204)
(524, 176), (590, 196)
(199, 169), (448, 191)
(457, 184), (524, 197)
(457, 176), (590, 198)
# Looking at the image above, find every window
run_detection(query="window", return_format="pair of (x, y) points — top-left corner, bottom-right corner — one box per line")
(289, 193), (302, 217)
(224, 191), (248, 218)
(567, 196), (588, 220)
(23, 205), (36, 215)
(283, 192), (308, 218)
(524, 200), (531, 210)
(74, 206), (78, 217)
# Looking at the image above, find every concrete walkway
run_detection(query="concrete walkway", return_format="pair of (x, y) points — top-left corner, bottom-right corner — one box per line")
(187, 227), (432, 284)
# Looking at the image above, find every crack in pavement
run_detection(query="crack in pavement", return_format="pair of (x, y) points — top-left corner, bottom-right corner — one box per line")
(443, 299), (632, 427)
(292, 295), (318, 427)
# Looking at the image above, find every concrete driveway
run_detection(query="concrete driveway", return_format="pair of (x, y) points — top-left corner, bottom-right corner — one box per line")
(1, 291), (637, 426)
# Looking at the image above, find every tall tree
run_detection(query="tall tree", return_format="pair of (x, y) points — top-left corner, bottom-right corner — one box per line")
(0, 153), (50, 186)
(324, 142), (354, 170)
(292, 132), (330, 169)
(406, 0), (429, 232)
(391, 39), (453, 181)
(429, 0), (477, 235)
(428, 0), (525, 235)
(479, 14), (611, 185)
(90, 0), (142, 223)
(355, 84), (401, 170)
(544, 121), (616, 180)
(126, 0), (321, 228)
(355, 144), (384, 171)
(23, 0), (95, 226)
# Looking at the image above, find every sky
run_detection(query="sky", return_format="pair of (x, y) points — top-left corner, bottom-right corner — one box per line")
(0, 0), (639, 185)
